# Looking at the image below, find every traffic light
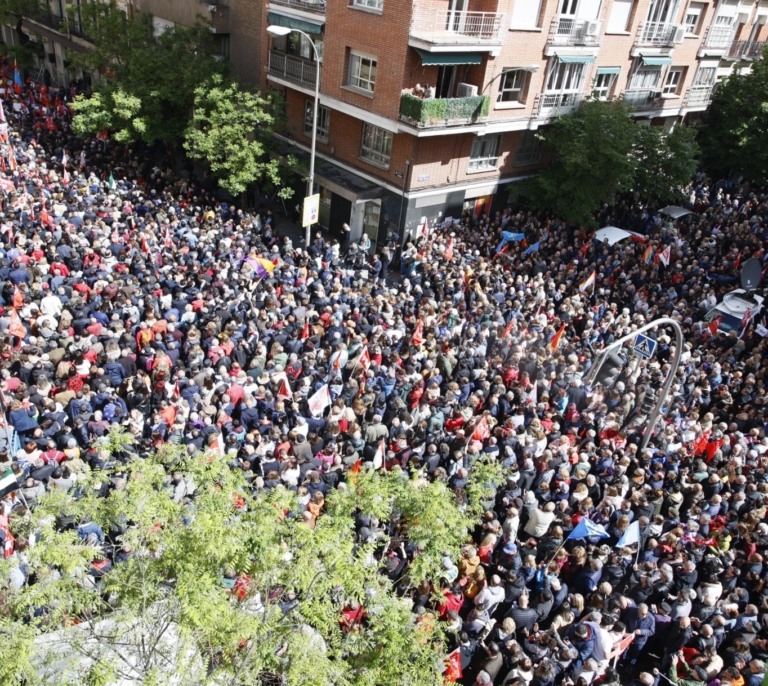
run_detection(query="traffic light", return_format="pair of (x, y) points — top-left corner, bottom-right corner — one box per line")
(594, 350), (624, 387)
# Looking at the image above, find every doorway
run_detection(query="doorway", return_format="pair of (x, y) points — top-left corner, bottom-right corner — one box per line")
(362, 201), (381, 253)
(436, 65), (456, 99)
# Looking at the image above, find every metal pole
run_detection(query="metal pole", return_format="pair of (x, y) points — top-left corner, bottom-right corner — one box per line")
(306, 30), (320, 250)
(584, 317), (683, 451)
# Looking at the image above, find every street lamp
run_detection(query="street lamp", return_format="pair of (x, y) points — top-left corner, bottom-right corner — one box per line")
(266, 24), (320, 249)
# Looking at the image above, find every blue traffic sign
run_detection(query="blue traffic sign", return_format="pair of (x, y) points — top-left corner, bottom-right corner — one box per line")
(634, 334), (657, 359)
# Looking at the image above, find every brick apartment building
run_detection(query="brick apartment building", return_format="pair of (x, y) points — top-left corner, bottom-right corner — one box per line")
(4, 0), (768, 249)
(262, 0), (768, 249)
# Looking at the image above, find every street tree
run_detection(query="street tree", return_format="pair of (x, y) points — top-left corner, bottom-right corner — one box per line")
(0, 0), (45, 70)
(0, 428), (479, 685)
(513, 99), (638, 226)
(69, 5), (224, 147)
(184, 75), (283, 197)
(632, 123), (699, 207)
(698, 52), (768, 180)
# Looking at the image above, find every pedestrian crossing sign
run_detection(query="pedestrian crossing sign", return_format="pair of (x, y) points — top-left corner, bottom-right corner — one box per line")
(634, 334), (656, 359)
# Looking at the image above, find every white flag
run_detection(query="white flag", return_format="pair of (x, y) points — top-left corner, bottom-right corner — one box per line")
(526, 383), (537, 407)
(657, 245), (671, 267)
(372, 437), (386, 469)
(307, 384), (331, 418)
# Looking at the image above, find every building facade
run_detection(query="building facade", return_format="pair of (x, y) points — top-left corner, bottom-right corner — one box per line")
(262, 0), (768, 249)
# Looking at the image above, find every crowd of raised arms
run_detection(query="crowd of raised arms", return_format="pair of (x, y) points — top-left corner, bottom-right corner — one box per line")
(1, 54), (768, 686)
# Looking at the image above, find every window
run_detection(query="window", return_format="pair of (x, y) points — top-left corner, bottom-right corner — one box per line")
(514, 131), (541, 167)
(352, 0), (383, 9)
(305, 101), (330, 142)
(469, 134), (501, 171)
(630, 66), (661, 89)
(663, 67), (683, 94)
(497, 69), (526, 103)
(349, 52), (377, 92)
(684, 2), (704, 34)
(546, 62), (585, 93)
(607, 0), (634, 32)
(511, 0), (543, 28)
(592, 71), (618, 99)
(694, 66), (716, 86)
(360, 123), (392, 168)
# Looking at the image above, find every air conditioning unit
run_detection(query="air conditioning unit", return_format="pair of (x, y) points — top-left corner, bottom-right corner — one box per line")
(456, 82), (478, 97)
(583, 20), (601, 36)
(672, 24), (686, 43)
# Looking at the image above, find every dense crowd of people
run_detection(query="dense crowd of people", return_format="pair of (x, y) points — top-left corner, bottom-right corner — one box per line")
(2, 58), (768, 686)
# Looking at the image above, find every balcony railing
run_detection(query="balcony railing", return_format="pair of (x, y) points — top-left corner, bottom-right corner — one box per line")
(728, 39), (748, 58)
(744, 40), (766, 59)
(270, 0), (326, 12)
(623, 89), (664, 111)
(636, 21), (677, 46)
(536, 92), (581, 117)
(410, 7), (504, 44)
(549, 16), (601, 46)
(266, 52), (319, 88)
(685, 85), (713, 108)
(399, 92), (490, 128)
(704, 24), (734, 49)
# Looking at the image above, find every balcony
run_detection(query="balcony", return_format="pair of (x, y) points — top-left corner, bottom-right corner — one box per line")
(548, 16), (601, 47)
(684, 85), (713, 109)
(410, 7), (504, 46)
(269, 0), (326, 13)
(266, 52), (319, 88)
(704, 24), (734, 50)
(623, 89), (664, 111)
(636, 21), (678, 47)
(399, 92), (490, 128)
(536, 92), (581, 117)
(743, 40), (766, 59)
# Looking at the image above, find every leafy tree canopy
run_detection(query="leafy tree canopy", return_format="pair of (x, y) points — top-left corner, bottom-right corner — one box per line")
(512, 99), (699, 225)
(184, 75), (282, 197)
(698, 51), (768, 181)
(70, 5), (225, 147)
(0, 428), (505, 685)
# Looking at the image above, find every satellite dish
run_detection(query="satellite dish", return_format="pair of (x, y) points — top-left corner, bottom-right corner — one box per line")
(741, 257), (762, 291)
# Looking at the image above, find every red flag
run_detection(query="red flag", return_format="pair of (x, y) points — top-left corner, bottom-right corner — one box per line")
(694, 428), (711, 456)
(708, 316), (722, 336)
(173, 379), (180, 399)
(164, 227), (173, 248)
(444, 237), (455, 262)
(12, 285), (23, 309)
(277, 378), (292, 402)
(502, 319), (514, 339)
(45, 116), (57, 132)
(742, 307), (751, 329)
(0, 517), (14, 558)
(8, 309), (26, 338)
(444, 648), (463, 683)
(549, 323), (566, 352)
(141, 236), (149, 253)
(472, 416), (490, 442)
(412, 320), (424, 346)
(301, 319), (310, 340)
(359, 346), (371, 371)
(734, 251), (742, 270)
(97, 128), (109, 141)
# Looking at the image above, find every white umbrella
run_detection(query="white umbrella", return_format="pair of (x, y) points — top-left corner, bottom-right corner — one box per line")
(659, 206), (693, 219)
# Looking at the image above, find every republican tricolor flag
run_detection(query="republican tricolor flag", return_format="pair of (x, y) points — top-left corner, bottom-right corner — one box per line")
(579, 270), (596, 293)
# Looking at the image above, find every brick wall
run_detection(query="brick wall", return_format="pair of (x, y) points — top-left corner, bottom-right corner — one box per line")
(230, 0), (262, 85)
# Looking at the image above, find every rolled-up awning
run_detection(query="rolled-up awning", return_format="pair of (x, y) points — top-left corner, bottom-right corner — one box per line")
(640, 54), (673, 66)
(414, 48), (482, 65)
(267, 10), (323, 34)
(596, 67), (621, 75)
(556, 54), (595, 63)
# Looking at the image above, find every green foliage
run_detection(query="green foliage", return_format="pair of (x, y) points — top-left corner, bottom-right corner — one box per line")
(0, 0), (46, 70)
(632, 123), (699, 206)
(399, 93), (490, 125)
(2, 432), (468, 686)
(184, 75), (282, 196)
(514, 99), (700, 224)
(698, 53), (768, 180)
(69, 5), (225, 147)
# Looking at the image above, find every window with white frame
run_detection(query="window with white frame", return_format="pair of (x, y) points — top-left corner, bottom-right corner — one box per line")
(469, 134), (501, 171)
(497, 69), (527, 103)
(514, 131), (542, 167)
(546, 62), (585, 92)
(349, 51), (377, 92)
(630, 66), (661, 90)
(304, 101), (330, 142)
(684, 2), (704, 34)
(351, 0), (383, 10)
(694, 66), (716, 86)
(593, 71), (618, 99)
(663, 67), (683, 94)
(511, 0), (543, 29)
(360, 123), (392, 168)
